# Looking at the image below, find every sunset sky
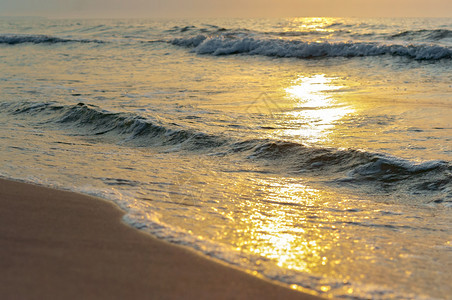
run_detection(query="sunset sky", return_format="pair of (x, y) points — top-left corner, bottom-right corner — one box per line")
(1, 0), (452, 18)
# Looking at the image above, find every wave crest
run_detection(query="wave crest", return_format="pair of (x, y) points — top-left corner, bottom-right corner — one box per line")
(9, 102), (227, 150)
(0, 34), (104, 45)
(5, 101), (452, 199)
(171, 35), (452, 60)
(390, 29), (452, 41)
(237, 140), (452, 197)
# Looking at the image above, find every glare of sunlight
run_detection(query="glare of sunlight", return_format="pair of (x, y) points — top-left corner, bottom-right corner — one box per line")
(292, 17), (337, 33)
(285, 74), (341, 107)
(229, 177), (365, 294)
(282, 74), (354, 143)
(238, 180), (326, 273)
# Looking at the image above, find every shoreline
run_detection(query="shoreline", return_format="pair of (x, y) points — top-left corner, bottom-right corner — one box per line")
(0, 178), (321, 299)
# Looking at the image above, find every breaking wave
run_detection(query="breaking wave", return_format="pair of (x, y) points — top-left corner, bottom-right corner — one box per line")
(7, 102), (227, 150)
(5, 101), (452, 200)
(239, 140), (451, 197)
(171, 35), (452, 60)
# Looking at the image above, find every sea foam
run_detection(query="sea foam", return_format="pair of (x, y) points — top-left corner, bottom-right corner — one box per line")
(171, 35), (452, 60)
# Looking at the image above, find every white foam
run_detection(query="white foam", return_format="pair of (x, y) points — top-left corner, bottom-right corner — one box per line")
(172, 35), (452, 60)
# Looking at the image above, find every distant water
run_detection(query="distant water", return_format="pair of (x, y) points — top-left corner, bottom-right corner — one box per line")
(1, 17), (451, 299)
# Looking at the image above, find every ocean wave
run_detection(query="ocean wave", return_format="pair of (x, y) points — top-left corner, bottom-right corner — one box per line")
(166, 24), (231, 34)
(6, 101), (451, 198)
(0, 34), (104, 45)
(8, 102), (228, 150)
(241, 140), (452, 197)
(165, 24), (342, 39)
(390, 29), (452, 41)
(171, 35), (452, 60)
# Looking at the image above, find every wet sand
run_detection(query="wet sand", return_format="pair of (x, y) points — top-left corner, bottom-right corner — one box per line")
(0, 178), (321, 300)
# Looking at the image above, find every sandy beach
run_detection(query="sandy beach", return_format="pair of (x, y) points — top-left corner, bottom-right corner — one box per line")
(0, 178), (320, 299)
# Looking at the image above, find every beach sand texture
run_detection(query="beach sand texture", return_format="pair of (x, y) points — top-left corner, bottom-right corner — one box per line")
(0, 178), (320, 299)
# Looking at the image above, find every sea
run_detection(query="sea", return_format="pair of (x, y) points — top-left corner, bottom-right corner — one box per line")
(1, 17), (451, 299)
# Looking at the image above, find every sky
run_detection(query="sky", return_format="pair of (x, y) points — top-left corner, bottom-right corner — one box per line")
(1, 0), (452, 18)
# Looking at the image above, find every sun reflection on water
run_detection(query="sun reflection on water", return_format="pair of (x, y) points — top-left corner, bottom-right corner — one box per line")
(290, 17), (337, 33)
(233, 179), (333, 274)
(221, 175), (394, 296)
(280, 74), (354, 143)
